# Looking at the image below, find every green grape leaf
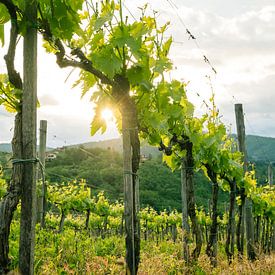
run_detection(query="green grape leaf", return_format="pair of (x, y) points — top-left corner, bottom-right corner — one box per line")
(90, 114), (107, 136)
(91, 46), (122, 78)
(42, 41), (58, 54)
(0, 24), (4, 46)
(126, 65), (150, 86)
(0, 4), (10, 25)
(130, 22), (148, 39)
(94, 8), (114, 31)
(163, 154), (178, 171)
(154, 56), (172, 74)
(162, 36), (172, 56)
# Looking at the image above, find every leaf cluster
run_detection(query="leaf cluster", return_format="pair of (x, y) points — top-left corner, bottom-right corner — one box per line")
(0, 74), (21, 112)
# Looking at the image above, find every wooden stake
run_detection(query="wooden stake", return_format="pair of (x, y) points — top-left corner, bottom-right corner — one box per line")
(268, 163), (273, 186)
(235, 103), (256, 260)
(122, 117), (135, 275)
(39, 120), (47, 227)
(19, 0), (37, 273)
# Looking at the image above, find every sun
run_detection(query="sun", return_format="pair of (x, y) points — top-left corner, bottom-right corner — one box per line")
(101, 108), (114, 122)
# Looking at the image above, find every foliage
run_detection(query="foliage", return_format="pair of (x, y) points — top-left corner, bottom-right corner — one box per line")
(46, 147), (124, 201)
(252, 185), (275, 219)
(48, 179), (93, 214)
(7, 218), (275, 274)
(36, 0), (175, 136)
(45, 147), (231, 212)
(0, 178), (6, 199)
(0, 74), (21, 113)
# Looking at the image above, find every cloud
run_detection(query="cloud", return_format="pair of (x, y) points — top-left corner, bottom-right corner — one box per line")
(1, 0), (275, 145)
(0, 107), (13, 118)
(216, 74), (275, 137)
(44, 113), (119, 148)
(221, 74), (275, 113)
(0, 109), (14, 142)
(39, 94), (59, 107)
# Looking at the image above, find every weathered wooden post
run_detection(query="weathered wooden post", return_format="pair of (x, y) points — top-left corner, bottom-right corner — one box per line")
(135, 176), (140, 213)
(38, 120), (47, 227)
(235, 103), (256, 260)
(268, 163), (273, 186)
(19, 0), (38, 274)
(122, 116), (136, 275)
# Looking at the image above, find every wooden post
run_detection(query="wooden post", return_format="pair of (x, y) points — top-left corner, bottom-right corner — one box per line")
(39, 120), (47, 227)
(268, 163), (273, 186)
(181, 158), (190, 262)
(19, 0), (37, 274)
(135, 173), (140, 235)
(122, 116), (135, 275)
(135, 175), (140, 213)
(230, 181), (236, 258)
(235, 103), (256, 260)
(134, 171), (141, 270)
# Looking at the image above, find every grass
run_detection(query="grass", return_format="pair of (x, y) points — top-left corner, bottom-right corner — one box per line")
(8, 221), (275, 274)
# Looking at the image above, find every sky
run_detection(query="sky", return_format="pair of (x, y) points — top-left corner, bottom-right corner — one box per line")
(0, 0), (275, 147)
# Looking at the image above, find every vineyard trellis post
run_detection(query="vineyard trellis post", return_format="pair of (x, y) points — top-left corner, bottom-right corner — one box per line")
(135, 169), (141, 258)
(268, 163), (273, 187)
(19, 0), (38, 273)
(235, 103), (256, 260)
(122, 116), (136, 275)
(38, 120), (47, 228)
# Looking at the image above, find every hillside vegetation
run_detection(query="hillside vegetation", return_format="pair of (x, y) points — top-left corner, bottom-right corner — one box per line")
(0, 139), (271, 212)
(67, 134), (275, 162)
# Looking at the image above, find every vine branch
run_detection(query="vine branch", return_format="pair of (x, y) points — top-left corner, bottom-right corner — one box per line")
(37, 17), (115, 87)
(0, 0), (23, 90)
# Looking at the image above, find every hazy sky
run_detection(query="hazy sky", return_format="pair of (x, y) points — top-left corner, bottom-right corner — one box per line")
(0, 0), (275, 147)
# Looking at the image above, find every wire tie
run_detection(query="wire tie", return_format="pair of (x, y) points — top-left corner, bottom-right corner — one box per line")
(12, 158), (46, 192)
(124, 170), (137, 176)
(122, 127), (138, 131)
(12, 158), (39, 164)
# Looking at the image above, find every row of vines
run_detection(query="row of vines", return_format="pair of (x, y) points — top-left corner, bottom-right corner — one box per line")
(44, 182), (275, 256)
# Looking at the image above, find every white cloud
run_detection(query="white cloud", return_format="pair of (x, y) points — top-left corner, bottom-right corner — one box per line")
(1, 1), (275, 146)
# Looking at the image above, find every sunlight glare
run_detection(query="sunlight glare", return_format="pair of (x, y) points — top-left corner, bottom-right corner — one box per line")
(101, 108), (114, 122)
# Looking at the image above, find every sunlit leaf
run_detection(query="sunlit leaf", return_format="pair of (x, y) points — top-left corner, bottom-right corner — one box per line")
(0, 24), (4, 46)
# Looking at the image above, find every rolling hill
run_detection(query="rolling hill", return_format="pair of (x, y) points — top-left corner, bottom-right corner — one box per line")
(0, 143), (53, 153)
(68, 138), (161, 158)
(67, 135), (275, 162)
(0, 143), (11, 153)
(1, 134), (275, 162)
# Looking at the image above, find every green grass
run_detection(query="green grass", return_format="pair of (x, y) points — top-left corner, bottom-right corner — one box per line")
(8, 220), (275, 274)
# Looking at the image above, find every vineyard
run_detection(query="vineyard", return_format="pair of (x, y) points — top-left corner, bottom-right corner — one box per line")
(0, 180), (274, 274)
(0, 0), (275, 274)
